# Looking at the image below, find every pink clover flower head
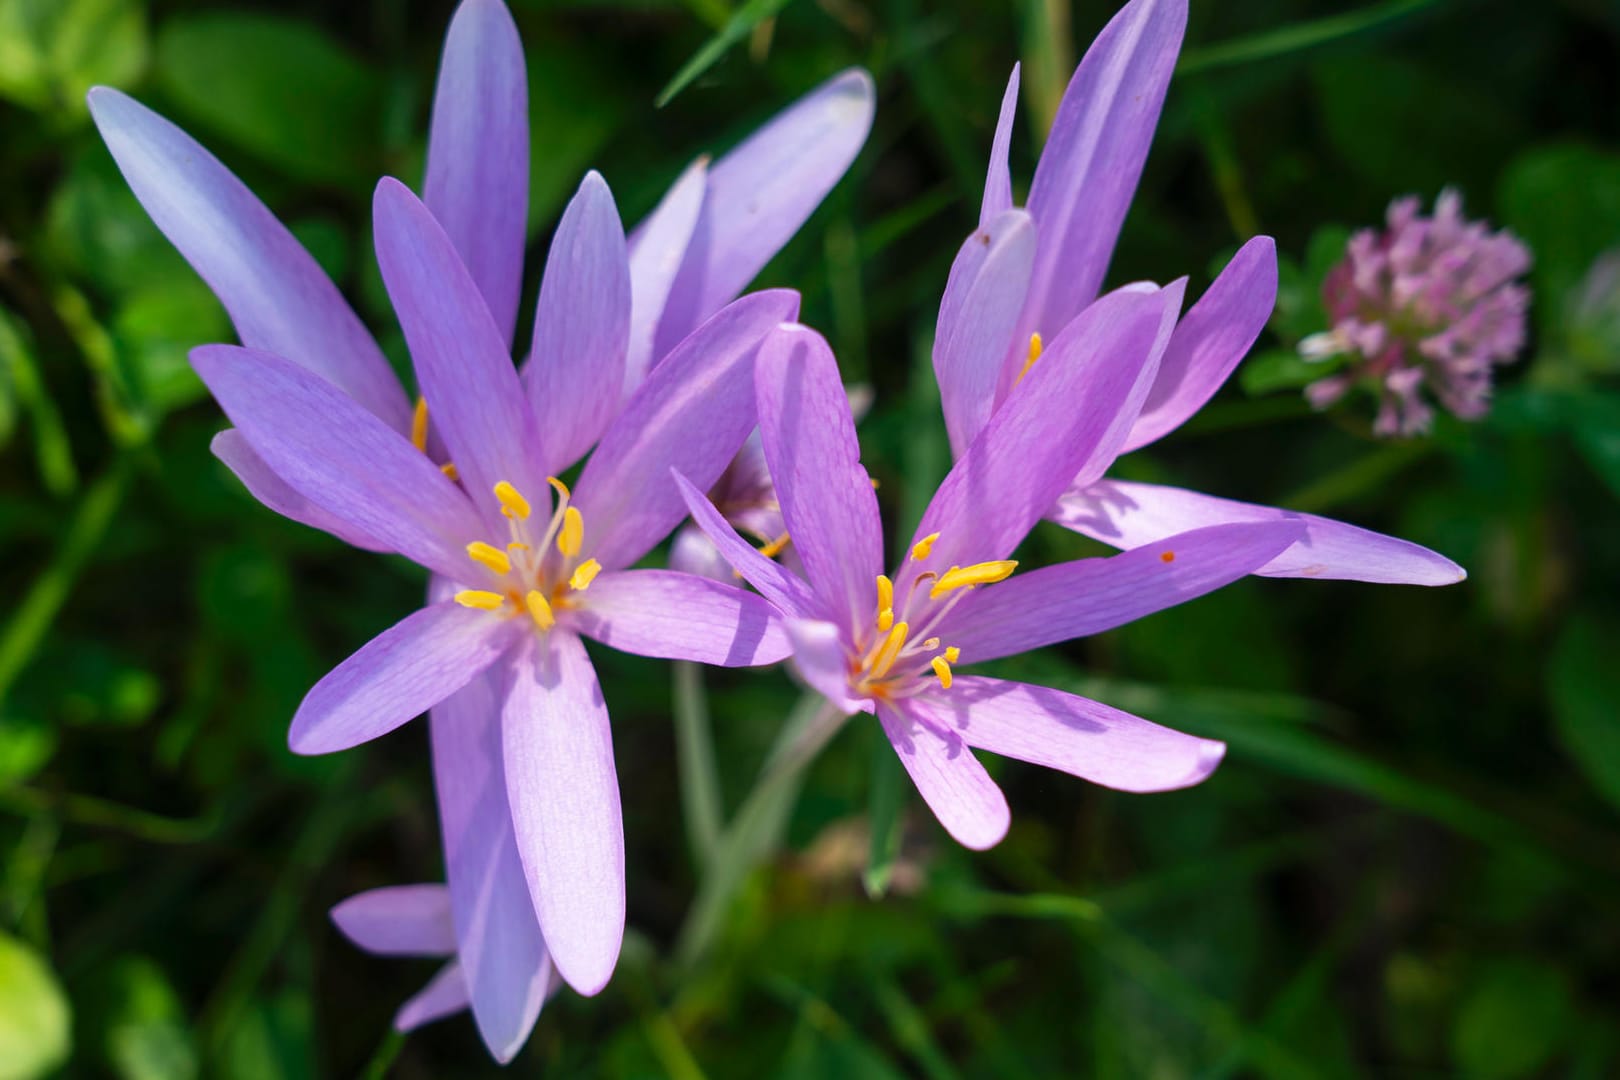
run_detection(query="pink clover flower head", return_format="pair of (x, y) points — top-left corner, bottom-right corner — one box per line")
(1302, 189), (1531, 436)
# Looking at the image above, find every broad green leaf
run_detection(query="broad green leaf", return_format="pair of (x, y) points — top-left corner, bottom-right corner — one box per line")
(112, 278), (229, 417)
(1240, 348), (1330, 396)
(1451, 958), (1573, 1079)
(0, 932), (70, 1080)
(1548, 614), (1620, 812)
(1499, 144), (1620, 313)
(0, 0), (147, 116)
(104, 957), (197, 1080)
(155, 14), (385, 186)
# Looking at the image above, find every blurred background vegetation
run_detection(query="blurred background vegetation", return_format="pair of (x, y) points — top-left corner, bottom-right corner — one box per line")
(2, 0), (1618, 1075)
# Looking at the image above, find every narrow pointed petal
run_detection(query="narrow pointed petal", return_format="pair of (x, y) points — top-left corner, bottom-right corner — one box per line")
(192, 345), (484, 580)
(979, 65), (1021, 226)
(935, 209), (1036, 456)
(395, 962), (472, 1033)
(941, 521), (1304, 663)
(211, 429), (390, 553)
(653, 69), (874, 355)
(374, 177), (551, 517)
(908, 286), (1173, 575)
(1123, 237), (1277, 452)
(87, 89), (410, 429)
(503, 632), (624, 996)
(878, 702), (1009, 850)
(572, 289), (800, 571)
(1052, 480), (1467, 585)
(288, 601), (513, 755)
(1022, 0), (1187, 332)
(914, 678), (1225, 793)
(573, 569), (791, 665)
(330, 885), (455, 957)
(424, 0), (529, 346)
(754, 323), (883, 635)
(786, 618), (870, 715)
(524, 172), (632, 469)
(672, 471), (822, 619)
(626, 158), (707, 391)
(429, 661), (552, 1063)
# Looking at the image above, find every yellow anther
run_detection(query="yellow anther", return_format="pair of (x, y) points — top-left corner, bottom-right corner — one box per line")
(507, 541), (529, 554)
(944, 645), (961, 664)
(758, 532), (791, 559)
(929, 560), (1018, 598)
(494, 481), (531, 520)
(524, 589), (555, 630)
(454, 590), (505, 611)
(910, 532), (940, 561)
(411, 397), (430, 452)
(546, 476), (571, 502)
(870, 621), (909, 680)
(569, 558), (601, 591)
(876, 575), (893, 613)
(1016, 332), (1044, 384)
(877, 608), (894, 633)
(466, 541), (512, 575)
(440, 462), (459, 481)
(557, 507), (584, 557)
(930, 655), (954, 690)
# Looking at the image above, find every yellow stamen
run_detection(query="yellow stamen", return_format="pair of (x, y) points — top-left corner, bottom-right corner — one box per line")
(910, 532), (939, 561)
(454, 589), (504, 611)
(524, 589), (555, 630)
(758, 532), (791, 559)
(930, 655), (953, 689)
(411, 397), (430, 452)
(877, 608), (894, 633)
(876, 574), (893, 613)
(507, 542), (529, 554)
(944, 645), (960, 664)
(557, 507), (584, 557)
(494, 481), (531, 520)
(466, 541), (512, 575)
(870, 621), (909, 679)
(569, 558), (601, 591)
(1016, 332), (1043, 384)
(440, 462), (459, 481)
(921, 636), (940, 651)
(546, 476), (571, 502)
(929, 560), (1018, 598)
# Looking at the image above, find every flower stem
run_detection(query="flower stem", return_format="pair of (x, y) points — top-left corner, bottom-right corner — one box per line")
(672, 661), (724, 872)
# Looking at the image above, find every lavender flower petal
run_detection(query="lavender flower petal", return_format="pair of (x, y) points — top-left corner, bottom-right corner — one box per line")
(979, 65), (1021, 226)
(573, 570), (792, 666)
(572, 289), (800, 571)
(330, 885), (455, 957)
(625, 158), (707, 392)
(915, 678), (1226, 793)
(672, 471), (822, 619)
(1052, 480), (1467, 585)
(87, 89), (411, 430)
(395, 962), (472, 1033)
(288, 601), (514, 755)
(785, 618), (873, 715)
(424, 0), (529, 346)
(502, 631), (624, 997)
(878, 702), (1009, 850)
(210, 429), (390, 553)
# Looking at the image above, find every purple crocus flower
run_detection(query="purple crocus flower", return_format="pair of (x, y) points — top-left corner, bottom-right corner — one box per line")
(677, 301), (1307, 849)
(1300, 189), (1532, 436)
(935, 0), (1465, 586)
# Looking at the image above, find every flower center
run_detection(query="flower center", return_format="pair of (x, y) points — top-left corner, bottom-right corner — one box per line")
(451, 477), (600, 632)
(848, 533), (1016, 699)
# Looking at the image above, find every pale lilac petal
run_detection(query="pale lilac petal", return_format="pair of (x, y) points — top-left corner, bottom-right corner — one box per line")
(503, 632), (624, 996)
(423, 0), (529, 346)
(1022, 0), (1186, 334)
(1123, 236), (1277, 452)
(941, 521), (1304, 663)
(786, 618), (870, 715)
(525, 171), (631, 469)
(429, 660), (552, 1064)
(672, 471), (822, 619)
(653, 69), (874, 355)
(979, 64), (1021, 226)
(572, 289), (800, 571)
(330, 885), (454, 957)
(191, 345), (483, 580)
(87, 89), (410, 430)
(668, 523), (733, 582)
(914, 677), (1225, 793)
(394, 962), (471, 1033)
(210, 429), (390, 553)
(626, 158), (707, 391)
(934, 209), (1036, 456)
(755, 323), (883, 635)
(373, 178), (551, 519)
(1052, 480), (1467, 585)
(288, 601), (514, 755)
(572, 569), (791, 666)
(907, 286), (1174, 576)
(877, 702), (1009, 850)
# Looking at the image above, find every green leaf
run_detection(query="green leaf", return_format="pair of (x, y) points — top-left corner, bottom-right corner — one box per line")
(1499, 144), (1620, 313)
(1548, 615), (1620, 812)
(655, 0), (794, 108)
(155, 13), (385, 186)
(0, 0), (147, 116)
(0, 932), (70, 1080)
(112, 278), (229, 417)
(104, 957), (197, 1080)
(1239, 348), (1329, 396)
(1177, 0), (1439, 77)
(1451, 958), (1573, 1079)
(863, 727), (904, 898)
